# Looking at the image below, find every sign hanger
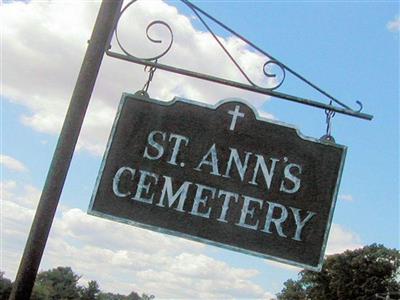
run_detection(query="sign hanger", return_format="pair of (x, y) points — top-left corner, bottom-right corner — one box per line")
(106, 0), (373, 121)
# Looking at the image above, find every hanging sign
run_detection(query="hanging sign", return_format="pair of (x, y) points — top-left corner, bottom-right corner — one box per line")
(88, 92), (346, 271)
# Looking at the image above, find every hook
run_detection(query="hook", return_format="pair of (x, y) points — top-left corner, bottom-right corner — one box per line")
(142, 60), (158, 92)
(355, 100), (363, 112)
(320, 100), (336, 142)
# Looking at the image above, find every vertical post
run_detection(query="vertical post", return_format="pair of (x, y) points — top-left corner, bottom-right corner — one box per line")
(9, 0), (123, 298)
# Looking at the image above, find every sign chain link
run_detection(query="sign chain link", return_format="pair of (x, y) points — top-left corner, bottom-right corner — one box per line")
(325, 100), (336, 142)
(142, 60), (158, 92)
(321, 100), (336, 142)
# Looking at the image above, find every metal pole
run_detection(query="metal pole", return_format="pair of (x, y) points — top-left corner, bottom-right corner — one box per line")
(9, 0), (122, 298)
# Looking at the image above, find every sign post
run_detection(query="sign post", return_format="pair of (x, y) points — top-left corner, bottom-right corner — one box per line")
(89, 92), (346, 271)
(9, 1), (123, 298)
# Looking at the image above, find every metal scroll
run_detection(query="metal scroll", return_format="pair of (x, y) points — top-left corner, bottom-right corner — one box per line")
(105, 0), (373, 121)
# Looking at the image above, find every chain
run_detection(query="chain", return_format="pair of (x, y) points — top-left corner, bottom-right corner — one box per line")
(142, 60), (158, 92)
(321, 100), (336, 142)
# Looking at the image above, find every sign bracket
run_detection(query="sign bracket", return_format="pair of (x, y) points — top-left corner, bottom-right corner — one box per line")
(105, 0), (373, 121)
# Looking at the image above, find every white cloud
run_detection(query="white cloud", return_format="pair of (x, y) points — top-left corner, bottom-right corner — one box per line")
(1, 181), (274, 298)
(1, 0), (273, 156)
(0, 155), (28, 173)
(387, 15), (400, 32)
(326, 223), (362, 255)
(1, 181), (39, 275)
(0, 180), (40, 209)
(338, 194), (354, 202)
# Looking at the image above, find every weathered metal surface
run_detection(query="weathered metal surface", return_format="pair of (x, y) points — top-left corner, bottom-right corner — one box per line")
(89, 92), (346, 271)
(106, 51), (373, 121)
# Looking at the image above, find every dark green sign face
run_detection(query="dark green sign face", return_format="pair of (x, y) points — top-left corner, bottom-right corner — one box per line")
(88, 92), (346, 271)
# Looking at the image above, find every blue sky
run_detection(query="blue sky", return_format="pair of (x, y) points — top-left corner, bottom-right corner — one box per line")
(1, 0), (399, 298)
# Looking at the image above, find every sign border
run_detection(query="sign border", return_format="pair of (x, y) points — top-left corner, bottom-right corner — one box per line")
(88, 92), (347, 271)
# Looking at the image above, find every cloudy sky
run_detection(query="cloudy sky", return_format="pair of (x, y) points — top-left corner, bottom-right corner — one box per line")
(1, 0), (399, 299)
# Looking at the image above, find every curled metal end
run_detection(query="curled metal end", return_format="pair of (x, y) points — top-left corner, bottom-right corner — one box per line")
(263, 60), (286, 90)
(146, 21), (163, 44)
(355, 100), (363, 112)
(143, 20), (173, 61)
(115, 1), (174, 61)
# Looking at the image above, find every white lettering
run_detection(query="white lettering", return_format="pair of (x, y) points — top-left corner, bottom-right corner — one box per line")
(132, 170), (159, 204)
(217, 190), (239, 223)
(262, 202), (288, 238)
(223, 148), (252, 181)
(290, 207), (316, 241)
(143, 131), (166, 160)
(194, 143), (220, 176)
(236, 196), (263, 230)
(249, 155), (279, 190)
(280, 163), (302, 194)
(112, 167), (136, 197)
(190, 184), (216, 218)
(167, 133), (189, 166)
(158, 176), (191, 212)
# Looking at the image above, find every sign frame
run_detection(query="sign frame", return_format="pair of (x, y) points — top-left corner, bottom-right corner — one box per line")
(88, 92), (346, 272)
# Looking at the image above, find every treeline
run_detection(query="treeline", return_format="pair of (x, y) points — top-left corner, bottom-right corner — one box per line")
(2, 244), (399, 299)
(277, 244), (400, 300)
(0, 266), (154, 300)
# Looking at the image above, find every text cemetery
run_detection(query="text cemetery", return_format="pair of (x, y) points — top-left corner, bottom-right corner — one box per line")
(113, 131), (314, 242)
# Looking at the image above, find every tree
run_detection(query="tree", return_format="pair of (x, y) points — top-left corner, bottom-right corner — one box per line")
(81, 280), (100, 300)
(97, 291), (154, 300)
(277, 279), (306, 300)
(139, 293), (155, 300)
(0, 272), (12, 300)
(0, 266), (154, 300)
(34, 266), (81, 300)
(277, 244), (400, 300)
(126, 291), (141, 300)
(31, 281), (51, 300)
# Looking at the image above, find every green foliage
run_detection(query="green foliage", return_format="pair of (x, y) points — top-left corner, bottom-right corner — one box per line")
(81, 280), (100, 300)
(0, 272), (12, 300)
(98, 292), (125, 300)
(34, 266), (81, 300)
(31, 281), (52, 300)
(277, 244), (400, 300)
(126, 292), (141, 300)
(97, 291), (154, 300)
(139, 294), (155, 300)
(277, 279), (306, 300)
(0, 267), (154, 300)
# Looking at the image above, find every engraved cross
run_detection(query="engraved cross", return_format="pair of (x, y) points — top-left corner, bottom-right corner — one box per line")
(228, 105), (245, 131)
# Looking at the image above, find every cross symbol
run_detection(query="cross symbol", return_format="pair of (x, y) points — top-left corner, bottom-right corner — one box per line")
(228, 105), (245, 131)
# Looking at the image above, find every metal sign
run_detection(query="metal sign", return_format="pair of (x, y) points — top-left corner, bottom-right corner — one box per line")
(88, 92), (346, 271)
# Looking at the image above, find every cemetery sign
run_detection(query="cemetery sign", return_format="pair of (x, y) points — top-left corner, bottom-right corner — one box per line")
(88, 92), (346, 271)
